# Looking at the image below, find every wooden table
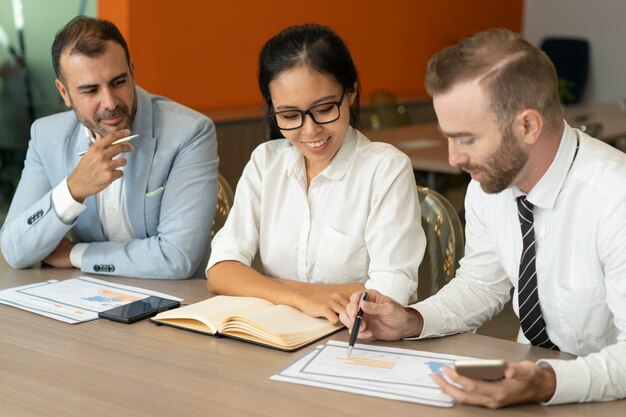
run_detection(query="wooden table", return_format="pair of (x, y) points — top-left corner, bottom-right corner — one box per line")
(564, 103), (626, 146)
(1, 258), (624, 416)
(362, 123), (459, 189)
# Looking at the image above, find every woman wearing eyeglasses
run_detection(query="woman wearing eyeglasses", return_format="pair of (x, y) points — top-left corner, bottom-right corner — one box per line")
(206, 24), (425, 324)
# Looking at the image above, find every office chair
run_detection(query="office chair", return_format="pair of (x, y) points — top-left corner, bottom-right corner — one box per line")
(193, 174), (235, 278)
(211, 174), (235, 238)
(416, 186), (464, 301)
(369, 90), (411, 129)
(540, 37), (590, 104)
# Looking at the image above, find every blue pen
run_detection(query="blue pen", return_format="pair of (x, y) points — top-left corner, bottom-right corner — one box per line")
(347, 290), (368, 357)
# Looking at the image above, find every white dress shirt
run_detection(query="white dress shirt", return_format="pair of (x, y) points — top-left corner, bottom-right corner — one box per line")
(412, 123), (626, 404)
(51, 127), (134, 267)
(207, 127), (426, 305)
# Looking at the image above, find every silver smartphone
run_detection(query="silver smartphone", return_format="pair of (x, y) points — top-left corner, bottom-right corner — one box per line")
(454, 359), (507, 380)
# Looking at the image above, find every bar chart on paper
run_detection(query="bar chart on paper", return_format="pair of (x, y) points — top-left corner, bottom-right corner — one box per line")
(301, 342), (451, 386)
(339, 355), (396, 369)
(339, 353), (448, 374)
(0, 277), (181, 323)
(272, 340), (474, 407)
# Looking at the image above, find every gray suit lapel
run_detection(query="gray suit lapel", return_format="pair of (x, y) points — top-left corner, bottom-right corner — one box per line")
(126, 87), (155, 239)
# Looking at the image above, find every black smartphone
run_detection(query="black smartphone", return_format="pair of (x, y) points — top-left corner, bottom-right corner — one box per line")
(98, 296), (181, 324)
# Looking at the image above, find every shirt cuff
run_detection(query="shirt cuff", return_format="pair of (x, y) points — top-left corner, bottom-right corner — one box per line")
(537, 358), (590, 405)
(52, 178), (86, 224)
(400, 302), (455, 340)
(70, 243), (89, 269)
(365, 271), (417, 306)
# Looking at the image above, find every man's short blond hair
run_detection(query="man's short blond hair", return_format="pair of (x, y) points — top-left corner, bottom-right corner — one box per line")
(425, 28), (562, 134)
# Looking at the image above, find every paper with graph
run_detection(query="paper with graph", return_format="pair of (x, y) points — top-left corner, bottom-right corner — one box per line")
(0, 276), (181, 324)
(272, 340), (473, 407)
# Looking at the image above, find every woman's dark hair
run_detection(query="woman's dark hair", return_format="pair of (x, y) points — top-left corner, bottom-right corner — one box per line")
(258, 24), (361, 139)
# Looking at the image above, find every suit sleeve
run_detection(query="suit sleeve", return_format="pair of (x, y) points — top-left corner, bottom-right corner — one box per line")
(0, 120), (75, 268)
(79, 116), (219, 279)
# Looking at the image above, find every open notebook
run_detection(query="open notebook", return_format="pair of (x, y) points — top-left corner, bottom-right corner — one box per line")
(150, 296), (343, 351)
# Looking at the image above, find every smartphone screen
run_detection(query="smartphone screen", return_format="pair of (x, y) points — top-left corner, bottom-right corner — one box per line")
(98, 296), (180, 324)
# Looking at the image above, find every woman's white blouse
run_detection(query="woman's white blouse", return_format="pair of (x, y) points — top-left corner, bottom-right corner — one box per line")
(207, 127), (425, 305)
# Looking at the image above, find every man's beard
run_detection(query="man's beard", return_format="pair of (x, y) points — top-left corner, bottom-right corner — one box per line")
(461, 127), (528, 194)
(74, 94), (137, 138)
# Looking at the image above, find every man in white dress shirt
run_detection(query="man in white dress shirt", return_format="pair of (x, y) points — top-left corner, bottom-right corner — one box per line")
(340, 28), (626, 407)
(0, 17), (218, 278)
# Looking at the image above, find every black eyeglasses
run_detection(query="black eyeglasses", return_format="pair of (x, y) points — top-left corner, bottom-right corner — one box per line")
(270, 89), (346, 130)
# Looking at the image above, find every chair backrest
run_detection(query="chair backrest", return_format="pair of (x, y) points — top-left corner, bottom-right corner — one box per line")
(208, 174), (267, 274)
(416, 186), (464, 301)
(369, 90), (411, 129)
(211, 174), (235, 238)
(540, 37), (590, 104)
(193, 174), (235, 278)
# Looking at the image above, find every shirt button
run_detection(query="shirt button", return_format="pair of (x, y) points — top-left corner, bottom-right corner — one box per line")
(109, 265), (115, 272)
(93, 265), (101, 272)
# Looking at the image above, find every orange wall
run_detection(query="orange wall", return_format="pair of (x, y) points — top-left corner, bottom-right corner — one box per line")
(99, 0), (523, 112)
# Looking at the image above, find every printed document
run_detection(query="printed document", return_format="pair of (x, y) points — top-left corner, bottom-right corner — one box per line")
(272, 340), (475, 407)
(0, 276), (181, 324)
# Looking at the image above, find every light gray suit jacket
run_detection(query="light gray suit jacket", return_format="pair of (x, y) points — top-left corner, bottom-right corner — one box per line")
(0, 87), (219, 278)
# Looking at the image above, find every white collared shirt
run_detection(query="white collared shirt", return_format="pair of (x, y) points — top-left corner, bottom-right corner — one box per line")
(207, 127), (425, 305)
(51, 127), (134, 267)
(412, 123), (626, 404)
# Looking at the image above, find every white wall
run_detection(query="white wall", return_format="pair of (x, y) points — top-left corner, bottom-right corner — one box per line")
(523, 0), (626, 104)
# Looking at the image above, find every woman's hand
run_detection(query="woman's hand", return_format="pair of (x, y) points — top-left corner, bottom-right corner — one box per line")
(207, 263), (363, 324)
(276, 280), (363, 324)
(293, 287), (354, 324)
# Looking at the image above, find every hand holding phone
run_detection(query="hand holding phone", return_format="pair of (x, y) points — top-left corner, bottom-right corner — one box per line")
(454, 359), (508, 381)
(98, 296), (180, 324)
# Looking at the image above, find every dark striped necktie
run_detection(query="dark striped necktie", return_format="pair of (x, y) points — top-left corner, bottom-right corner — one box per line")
(516, 196), (559, 350)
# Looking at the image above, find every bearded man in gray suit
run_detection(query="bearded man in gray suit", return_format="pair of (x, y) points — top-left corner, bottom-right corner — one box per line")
(0, 16), (218, 279)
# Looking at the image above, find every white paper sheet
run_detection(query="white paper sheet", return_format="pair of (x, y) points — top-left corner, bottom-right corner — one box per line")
(0, 277), (182, 323)
(272, 340), (474, 407)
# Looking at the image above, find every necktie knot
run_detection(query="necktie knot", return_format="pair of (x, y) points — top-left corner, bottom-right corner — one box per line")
(517, 196), (534, 226)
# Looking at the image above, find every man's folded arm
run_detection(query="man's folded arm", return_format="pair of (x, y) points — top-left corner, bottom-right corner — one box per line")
(77, 119), (219, 279)
(0, 137), (79, 268)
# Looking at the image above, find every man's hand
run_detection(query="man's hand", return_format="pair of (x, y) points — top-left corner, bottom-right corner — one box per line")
(432, 361), (557, 408)
(42, 238), (76, 269)
(338, 290), (424, 341)
(67, 129), (134, 202)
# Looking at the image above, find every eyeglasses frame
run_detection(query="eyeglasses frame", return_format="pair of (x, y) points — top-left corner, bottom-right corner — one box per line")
(270, 89), (346, 131)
